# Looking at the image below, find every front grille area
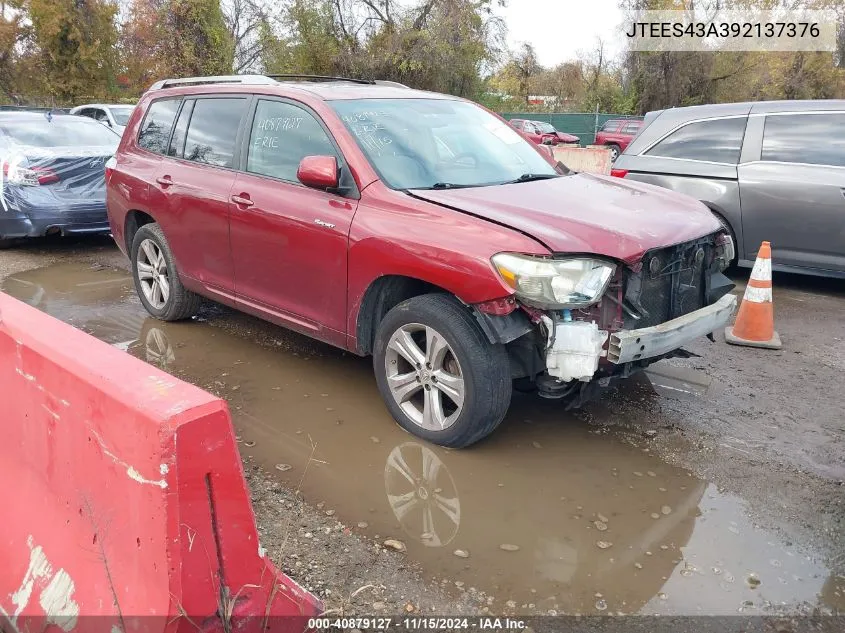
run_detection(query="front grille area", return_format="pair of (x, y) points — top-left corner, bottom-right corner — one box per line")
(623, 236), (714, 329)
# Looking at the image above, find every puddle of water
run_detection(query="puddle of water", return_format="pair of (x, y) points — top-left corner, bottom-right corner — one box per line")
(4, 263), (843, 616)
(2, 263), (143, 347)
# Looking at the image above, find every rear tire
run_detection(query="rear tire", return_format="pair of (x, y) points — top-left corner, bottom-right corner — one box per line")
(130, 223), (201, 321)
(373, 294), (512, 448)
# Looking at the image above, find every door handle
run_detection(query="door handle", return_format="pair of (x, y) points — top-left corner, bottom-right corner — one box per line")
(230, 194), (254, 208)
(155, 175), (173, 187)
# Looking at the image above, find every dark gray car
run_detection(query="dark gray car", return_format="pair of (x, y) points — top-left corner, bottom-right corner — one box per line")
(0, 112), (119, 247)
(613, 100), (845, 278)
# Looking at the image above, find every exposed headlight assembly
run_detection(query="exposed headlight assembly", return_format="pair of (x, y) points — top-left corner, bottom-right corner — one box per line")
(714, 232), (735, 272)
(492, 253), (616, 309)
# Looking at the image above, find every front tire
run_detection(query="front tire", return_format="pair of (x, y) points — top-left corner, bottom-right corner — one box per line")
(373, 294), (512, 448)
(607, 143), (620, 162)
(130, 223), (201, 321)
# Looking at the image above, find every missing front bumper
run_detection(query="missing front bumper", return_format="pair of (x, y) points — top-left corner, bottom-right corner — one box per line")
(607, 294), (737, 364)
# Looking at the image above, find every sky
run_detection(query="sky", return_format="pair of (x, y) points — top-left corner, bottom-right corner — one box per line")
(495, 0), (627, 67)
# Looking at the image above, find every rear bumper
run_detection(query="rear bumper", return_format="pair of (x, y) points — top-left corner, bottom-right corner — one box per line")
(0, 215), (110, 238)
(0, 198), (109, 238)
(607, 294), (737, 364)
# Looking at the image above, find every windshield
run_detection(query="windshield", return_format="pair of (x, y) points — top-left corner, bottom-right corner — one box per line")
(109, 106), (134, 126)
(0, 117), (119, 148)
(535, 122), (556, 133)
(330, 99), (558, 189)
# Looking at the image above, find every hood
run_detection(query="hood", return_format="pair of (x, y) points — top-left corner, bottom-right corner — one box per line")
(409, 174), (722, 264)
(556, 132), (579, 143)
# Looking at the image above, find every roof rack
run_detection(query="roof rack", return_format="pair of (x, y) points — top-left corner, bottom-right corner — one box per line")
(267, 74), (375, 85)
(374, 80), (410, 89)
(149, 75), (278, 90)
(148, 74), (411, 91)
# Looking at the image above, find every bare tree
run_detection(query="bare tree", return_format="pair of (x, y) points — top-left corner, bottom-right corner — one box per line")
(223, 0), (271, 72)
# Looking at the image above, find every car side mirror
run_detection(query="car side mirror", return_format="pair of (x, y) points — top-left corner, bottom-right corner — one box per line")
(297, 155), (339, 191)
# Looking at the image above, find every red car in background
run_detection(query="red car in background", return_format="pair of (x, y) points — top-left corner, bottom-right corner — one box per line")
(509, 119), (579, 146)
(594, 118), (642, 162)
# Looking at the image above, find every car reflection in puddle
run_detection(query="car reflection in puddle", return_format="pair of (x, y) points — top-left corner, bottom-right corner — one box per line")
(3, 261), (844, 616)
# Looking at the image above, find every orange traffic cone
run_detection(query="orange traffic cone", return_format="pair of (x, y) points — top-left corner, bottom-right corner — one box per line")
(725, 241), (781, 349)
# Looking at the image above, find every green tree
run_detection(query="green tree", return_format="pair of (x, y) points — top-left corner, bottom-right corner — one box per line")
(262, 0), (505, 99)
(163, 0), (234, 76)
(0, 0), (31, 100)
(119, 0), (170, 93)
(262, 0), (341, 76)
(26, 0), (119, 102)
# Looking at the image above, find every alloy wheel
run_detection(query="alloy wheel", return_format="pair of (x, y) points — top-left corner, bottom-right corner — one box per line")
(137, 239), (170, 310)
(384, 323), (465, 431)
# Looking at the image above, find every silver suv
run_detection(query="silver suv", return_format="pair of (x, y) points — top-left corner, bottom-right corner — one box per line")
(613, 100), (845, 279)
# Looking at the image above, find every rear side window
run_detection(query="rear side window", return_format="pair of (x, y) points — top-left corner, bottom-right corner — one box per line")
(168, 100), (194, 157)
(645, 117), (747, 164)
(138, 99), (180, 154)
(246, 99), (337, 182)
(183, 98), (247, 168)
(762, 113), (845, 167)
(622, 122), (641, 134)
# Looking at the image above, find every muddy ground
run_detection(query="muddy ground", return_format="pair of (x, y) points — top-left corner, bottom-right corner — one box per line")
(1, 236), (843, 618)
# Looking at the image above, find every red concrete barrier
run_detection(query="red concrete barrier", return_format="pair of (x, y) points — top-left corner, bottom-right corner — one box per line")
(0, 292), (320, 633)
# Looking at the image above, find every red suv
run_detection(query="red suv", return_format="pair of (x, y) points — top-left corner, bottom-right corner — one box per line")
(594, 118), (642, 162)
(106, 75), (736, 448)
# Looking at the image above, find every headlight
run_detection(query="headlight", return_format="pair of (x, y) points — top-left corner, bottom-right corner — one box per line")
(492, 253), (616, 309)
(714, 232), (735, 272)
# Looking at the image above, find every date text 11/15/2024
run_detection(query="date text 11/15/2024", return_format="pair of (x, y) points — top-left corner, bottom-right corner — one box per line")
(307, 617), (527, 630)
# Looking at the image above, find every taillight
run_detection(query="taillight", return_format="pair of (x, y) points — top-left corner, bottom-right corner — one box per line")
(610, 168), (628, 178)
(3, 164), (60, 186)
(33, 167), (59, 185)
(105, 157), (116, 185)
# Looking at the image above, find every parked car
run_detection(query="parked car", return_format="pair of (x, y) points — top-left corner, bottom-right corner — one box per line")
(70, 103), (136, 135)
(594, 118), (642, 161)
(612, 100), (845, 279)
(106, 74), (737, 448)
(509, 119), (580, 145)
(0, 111), (119, 247)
